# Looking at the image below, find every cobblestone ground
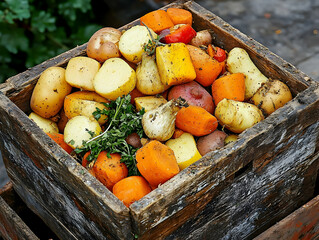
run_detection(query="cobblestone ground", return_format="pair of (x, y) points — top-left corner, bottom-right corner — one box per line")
(1, 0), (318, 187)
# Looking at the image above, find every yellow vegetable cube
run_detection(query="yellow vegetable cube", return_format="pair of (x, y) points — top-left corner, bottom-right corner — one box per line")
(166, 133), (202, 170)
(156, 43), (196, 86)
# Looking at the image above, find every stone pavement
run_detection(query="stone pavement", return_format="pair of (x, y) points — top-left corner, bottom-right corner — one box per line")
(1, 0), (318, 188)
(195, 0), (319, 82)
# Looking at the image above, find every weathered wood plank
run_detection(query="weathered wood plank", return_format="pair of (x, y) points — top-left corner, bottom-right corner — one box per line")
(0, 196), (39, 240)
(0, 182), (58, 240)
(166, 124), (319, 240)
(0, 90), (133, 240)
(254, 194), (319, 240)
(0, 182), (40, 240)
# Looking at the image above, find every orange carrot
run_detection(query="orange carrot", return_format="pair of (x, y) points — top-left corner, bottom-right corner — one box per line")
(220, 60), (227, 74)
(172, 128), (185, 139)
(187, 45), (223, 87)
(47, 132), (73, 154)
(211, 73), (246, 105)
(175, 106), (218, 136)
(140, 9), (174, 33)
(82, 151), (91, 168)
(136, 140), (180, 188)
(166, 8), (193, 25)
(92, 151), (128, 190)
(112, 176), (151, 207)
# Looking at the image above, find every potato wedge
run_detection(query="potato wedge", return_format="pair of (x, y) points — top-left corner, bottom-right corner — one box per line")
(93, 58), (136, 100)
(65, 56), (101, 91)
(215, 99), (264, 133)
(119, 25), (157, 64)
(29, 112), (59, 134)
(134, 95), (167, 112)
(166, 133), (202, 170)
(227, 47), (269, 100)
(64, 91), (109, 125)
(251, 79), (292, 116)
(64, 115), (101, 149)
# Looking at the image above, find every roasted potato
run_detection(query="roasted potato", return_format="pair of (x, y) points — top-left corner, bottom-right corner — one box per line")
(215, 99), (264, 133)
(30, 67), (72, 118)
(251, 79), (292, 116)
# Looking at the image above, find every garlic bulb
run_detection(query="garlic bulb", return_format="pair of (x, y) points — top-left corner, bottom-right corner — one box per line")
(142, 98), (186, 141)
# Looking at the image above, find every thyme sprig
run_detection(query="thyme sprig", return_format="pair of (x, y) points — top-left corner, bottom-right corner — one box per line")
(142, 21), (166, 55)
(74, 95), (145, 176)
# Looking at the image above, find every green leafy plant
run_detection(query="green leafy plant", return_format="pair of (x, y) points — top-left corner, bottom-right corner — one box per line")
(75, 95), (145, 176)
(0, 0), (102, 83)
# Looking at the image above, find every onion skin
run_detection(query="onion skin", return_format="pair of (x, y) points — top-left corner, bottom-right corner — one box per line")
(142, 98), (186, 141)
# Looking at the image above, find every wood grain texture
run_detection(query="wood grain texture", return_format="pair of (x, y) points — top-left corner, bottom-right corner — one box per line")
(254, 194), (319, 240)
(0, 1), (318, 239)
(0, 183), (40, 240)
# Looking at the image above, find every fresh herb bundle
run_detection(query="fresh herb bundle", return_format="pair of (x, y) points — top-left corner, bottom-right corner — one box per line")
(74, 94), (145, 176)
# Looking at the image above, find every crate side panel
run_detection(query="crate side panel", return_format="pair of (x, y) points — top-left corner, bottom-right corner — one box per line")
(0, 196), (40, 240)
(163, 122), (319, 240)
(0, 134), (115, 240)
(0, 92), (132, 240)
(254, 194), (319, 240)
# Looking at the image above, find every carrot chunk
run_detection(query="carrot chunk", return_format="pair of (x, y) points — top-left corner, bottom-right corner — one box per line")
(167, 8), (193, 25)
(211, 73), (246, 105)
(136, 140), (180, 188)
(113, 176), (151, 207)
(92, 151), (128, 190)
(140, 9), (174, 33)
(47, 132), (73, 154)
(175, 106), (218, 136)
(187, 45), (223, 87)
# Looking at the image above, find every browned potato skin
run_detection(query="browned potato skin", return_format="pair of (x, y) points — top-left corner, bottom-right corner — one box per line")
(190, 30), (212, 47)
(196, 130), (227, 156)
(251, 79), (292, 116)
(87, 27), (122, 62)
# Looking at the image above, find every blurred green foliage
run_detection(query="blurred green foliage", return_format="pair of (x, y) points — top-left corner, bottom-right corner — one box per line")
(0, 0), (102, 83)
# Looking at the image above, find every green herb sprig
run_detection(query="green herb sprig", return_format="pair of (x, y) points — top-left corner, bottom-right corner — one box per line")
(142, 21), (166, 55)
(75, 95), (145, 176)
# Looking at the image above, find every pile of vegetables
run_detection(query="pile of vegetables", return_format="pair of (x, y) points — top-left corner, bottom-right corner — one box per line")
(28, 7), (293, 207)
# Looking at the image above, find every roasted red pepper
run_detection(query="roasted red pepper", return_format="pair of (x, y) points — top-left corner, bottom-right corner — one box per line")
(164, 24), (196, 44)
(207, 44), (227, 62)
(213, 47), (227, 62)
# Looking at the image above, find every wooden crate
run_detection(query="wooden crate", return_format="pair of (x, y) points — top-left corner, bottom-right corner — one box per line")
(0, 181), (57, 240)
(255, 194), (319, 240)
(0, 0), (319, 239)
